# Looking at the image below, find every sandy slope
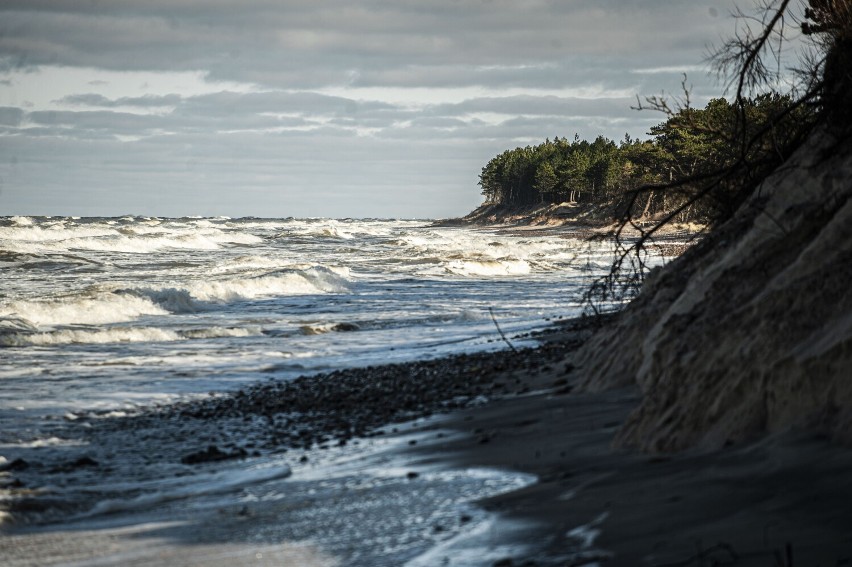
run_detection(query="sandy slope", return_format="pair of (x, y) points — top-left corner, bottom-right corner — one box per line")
(575, 129), (852, 452)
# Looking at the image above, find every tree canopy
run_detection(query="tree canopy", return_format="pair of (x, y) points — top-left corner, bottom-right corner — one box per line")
(477, 94), (815, 224)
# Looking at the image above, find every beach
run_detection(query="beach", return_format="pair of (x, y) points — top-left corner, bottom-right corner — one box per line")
(3, 213), (851, 565)
(4, 314), (852, 565)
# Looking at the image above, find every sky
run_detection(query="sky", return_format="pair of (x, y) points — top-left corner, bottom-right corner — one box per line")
(0, 0), (750, 219)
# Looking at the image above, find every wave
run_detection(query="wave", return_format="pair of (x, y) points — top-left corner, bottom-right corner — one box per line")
(0, 266), (350, 328)
(0, 325), (263, 347)
(0, 315), (40, 334)
(1, 293), (169, 327)
(0, 326), (179, 347)
(298, 321), (361, 335)
(140, 265), (351, 304)
(444, 258), (532, 276)
(274, 219), (405, 241)
(208, 255), (294, 275)
(7, 216), (34, 227)
(0, 222), (262, 255)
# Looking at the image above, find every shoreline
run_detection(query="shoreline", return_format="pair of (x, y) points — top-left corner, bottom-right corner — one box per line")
(0, 320), (591, 566)
(434, 203), (707, 260)
(408, 382), (852, 566)
(3, 211), (851, 564)
(3, 315), (852, 565)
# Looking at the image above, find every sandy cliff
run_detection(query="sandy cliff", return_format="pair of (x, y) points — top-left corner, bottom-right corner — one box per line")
(575, 129), (852, 452)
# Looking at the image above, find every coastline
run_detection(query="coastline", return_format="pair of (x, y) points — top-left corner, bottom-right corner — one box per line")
(4, 317), (851, 566)
(3, 203), (851, 564)
(433, 202), (706, 259)
(407, 372), (852, 566)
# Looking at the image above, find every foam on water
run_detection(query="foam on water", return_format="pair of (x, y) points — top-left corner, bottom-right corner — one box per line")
(1, 293), (169, 327)
(0, 325), (264, 347)
(444, 258), (532, 276)
(1, 214), (626, 427)
(0, 220), (262, 255)
(175, 265), (350, 302)
(7, 216), (34, 226)
(0, 216), (663, 564)
(0, 215), (640, 521)
(0, 266), (350, 330)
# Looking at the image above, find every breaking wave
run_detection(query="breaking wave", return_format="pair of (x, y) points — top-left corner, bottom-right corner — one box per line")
(444, 258), (532, 276)
(0, 325), (263, 347)
(0, 223), (262, 255)
(0, 266), (350, 329)
(167, 265), (350, 303)
(1, 293), (169, 327)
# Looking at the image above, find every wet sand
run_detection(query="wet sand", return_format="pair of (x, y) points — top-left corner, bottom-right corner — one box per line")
(409, 381), (852, 566)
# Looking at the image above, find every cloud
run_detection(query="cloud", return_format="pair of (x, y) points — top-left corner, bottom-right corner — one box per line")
(59, 93), (183, 108)
(0, 0), (745, 216)
(0, 106), (24, 126)
(1, 1), (737, 89)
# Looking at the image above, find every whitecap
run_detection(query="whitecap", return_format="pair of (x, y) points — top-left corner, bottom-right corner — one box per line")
(1, 293), (168, 327)
(444, 258), (531, 277)
(0, 327), (182, 347)
(8, 216), (33, 226)
(175, 265), (350, 303)
(179, 326), (263, 339)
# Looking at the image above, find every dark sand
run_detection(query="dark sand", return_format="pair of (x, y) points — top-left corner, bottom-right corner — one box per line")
(404, 352), (852, 566)
(417, 395), (852, 566)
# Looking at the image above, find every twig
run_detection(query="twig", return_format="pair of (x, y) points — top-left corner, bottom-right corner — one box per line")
(488, 307), (518, 353)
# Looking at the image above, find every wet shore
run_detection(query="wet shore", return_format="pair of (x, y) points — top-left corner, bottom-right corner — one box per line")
(3, 314), (852, 565)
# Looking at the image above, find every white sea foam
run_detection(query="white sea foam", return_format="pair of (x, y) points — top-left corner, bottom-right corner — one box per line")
(7, 216), (34, 226)
(179, 326), (262, 340)
(0, 325), (263, 346)
(445, 258), (532, 276)
(0, 436), (88, 449)
(208, 255), (293, 275)
(0, 224), (117, 244)
(0, 222), (261, 254)
(0, 327), (181, 347)
(175, 266), (350, 302)
(1, 293), (168, 327)
(298, 223), (355, 240)
(0, 264), (350, 331)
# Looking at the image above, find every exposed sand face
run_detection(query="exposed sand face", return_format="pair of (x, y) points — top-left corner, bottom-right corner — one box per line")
(575, 129), (852, 452)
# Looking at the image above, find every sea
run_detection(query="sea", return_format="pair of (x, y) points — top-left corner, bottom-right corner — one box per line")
(0, 215), (661, 566)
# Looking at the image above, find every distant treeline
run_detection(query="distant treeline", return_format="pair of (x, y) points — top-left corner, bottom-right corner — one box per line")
(478, 94), (813, 223)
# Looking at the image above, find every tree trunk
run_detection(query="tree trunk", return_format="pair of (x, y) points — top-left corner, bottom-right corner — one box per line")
(642, 191), (655, 218)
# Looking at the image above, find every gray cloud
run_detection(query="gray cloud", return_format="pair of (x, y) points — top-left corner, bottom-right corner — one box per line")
(0, 0), (751, 217)
(13, 88), (667, 142)
(1, 1), (738, 89)
(59, 93), (183, 107)
(0, 106), (24, 126)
